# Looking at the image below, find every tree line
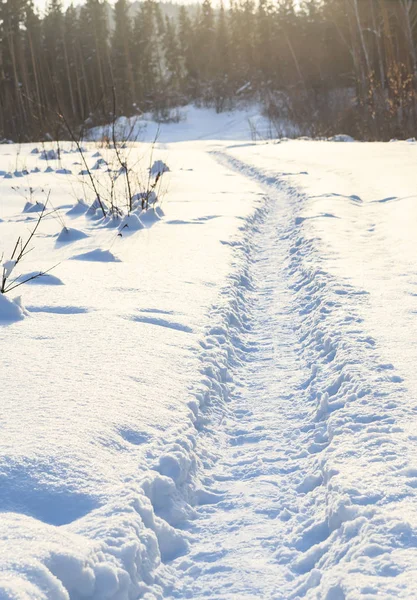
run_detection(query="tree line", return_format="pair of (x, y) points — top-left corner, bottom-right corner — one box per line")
(2, 0), (417, 141)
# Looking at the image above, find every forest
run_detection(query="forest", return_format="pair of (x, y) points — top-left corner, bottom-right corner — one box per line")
(2, 0), (417, 141)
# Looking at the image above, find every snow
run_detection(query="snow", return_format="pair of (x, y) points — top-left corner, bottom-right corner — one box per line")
(0, 293), (26, 321)
(150, 160), (170, 176)
(23, 201), (46, 213)
(56, 227), (89, 244)
(71, 249), (121, 262)
(14, 272), (64, 285)
(0, 107), (416, 598)
(2, 259), (16, 279)
(118, 213), (145, 233)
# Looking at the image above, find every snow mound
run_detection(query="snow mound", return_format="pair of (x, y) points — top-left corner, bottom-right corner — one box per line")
(56, 227), (89, 244)
(71, 249), (121, 262)
(118, 214), (144, 233)
(0, 294), (26, 322)
(139, 208), (161, 227)
(39, 149), (58, 161)
(15, 272), (64, 286)
(91, 159), (107, 170)
(66, 200), (89, 216)
(22, 202), (45, 213)
(98, 211), (125, 229)
(150, 160), (170, 176)
(56, 168), (72, 175)
(86, 198), (108, 217)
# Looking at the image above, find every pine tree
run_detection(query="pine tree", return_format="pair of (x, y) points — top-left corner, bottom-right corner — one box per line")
(25, 0), (46, 134)
(212, 2), (231, 111)
(79, 0), (110, 117)
(177, 4), (197, 99)
(163, 16), (182, 104)
(131, 0), (160, 110)
(0, 0), (29, 138)
(195, 0), (215, 100)
(111, 0), (135, 114)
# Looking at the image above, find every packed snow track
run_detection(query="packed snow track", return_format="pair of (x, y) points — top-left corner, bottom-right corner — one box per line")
(0, 108), (416, 599)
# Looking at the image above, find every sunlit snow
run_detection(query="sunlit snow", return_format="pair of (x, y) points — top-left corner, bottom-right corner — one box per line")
(0, 106), (416, 599)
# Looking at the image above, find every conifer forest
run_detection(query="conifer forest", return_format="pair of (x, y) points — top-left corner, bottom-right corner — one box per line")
(2, 0), (417, 141)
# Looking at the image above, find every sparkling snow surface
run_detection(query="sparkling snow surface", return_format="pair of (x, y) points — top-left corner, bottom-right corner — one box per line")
(0, 108), (416, 599)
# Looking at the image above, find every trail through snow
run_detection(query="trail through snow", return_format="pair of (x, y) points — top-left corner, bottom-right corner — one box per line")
(170, 152), (417, 598)
(0, 108), (417, 599)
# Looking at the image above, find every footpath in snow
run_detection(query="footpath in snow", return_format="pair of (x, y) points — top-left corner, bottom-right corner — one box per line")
(0, 107), (416, 599)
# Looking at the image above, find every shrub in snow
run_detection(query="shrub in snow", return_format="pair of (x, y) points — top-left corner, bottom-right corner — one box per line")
(100, 208), (125, 228)
(132, 191), (157, 211)
(87, 198), (109, 217)
(1, 202), (58, 296)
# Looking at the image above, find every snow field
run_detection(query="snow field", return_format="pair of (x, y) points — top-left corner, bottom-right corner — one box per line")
(0, 107), (417, 598)
(0, 132), (263, 598)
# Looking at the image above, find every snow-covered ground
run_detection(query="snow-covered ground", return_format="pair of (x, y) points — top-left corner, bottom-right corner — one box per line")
(0, 106), (416, 599)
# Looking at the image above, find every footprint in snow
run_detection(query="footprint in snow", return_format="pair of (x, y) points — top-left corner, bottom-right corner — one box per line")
(119, 428), (151, 445)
